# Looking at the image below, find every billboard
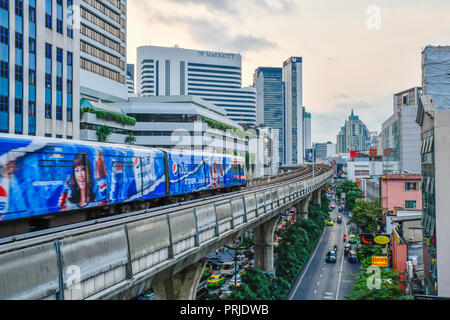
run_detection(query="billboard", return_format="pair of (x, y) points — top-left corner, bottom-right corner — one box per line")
(333, 163), (344, 178)
(350, 150), (360, 158)
(372, 256), (388, 267)
(305, 148), (314, 163)
(370, 149), (378, 157)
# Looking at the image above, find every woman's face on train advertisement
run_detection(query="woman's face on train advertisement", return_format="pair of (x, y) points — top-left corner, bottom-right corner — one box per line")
(74, 165), (87, 190)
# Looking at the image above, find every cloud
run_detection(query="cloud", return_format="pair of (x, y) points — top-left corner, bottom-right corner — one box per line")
(167, 0), (298, 15)
(138, 9), (276, 53)
(333, 93), (351, 99)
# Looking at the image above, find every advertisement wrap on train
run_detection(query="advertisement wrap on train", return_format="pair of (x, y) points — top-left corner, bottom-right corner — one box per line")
(0, 136), (166, 221)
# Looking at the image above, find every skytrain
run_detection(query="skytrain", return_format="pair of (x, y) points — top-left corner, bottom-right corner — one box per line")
(0, 134), (247, 223)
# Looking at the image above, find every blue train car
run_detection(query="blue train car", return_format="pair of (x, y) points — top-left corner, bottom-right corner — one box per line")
(0, 134), (166, 222)
(167, 150), (246, 196)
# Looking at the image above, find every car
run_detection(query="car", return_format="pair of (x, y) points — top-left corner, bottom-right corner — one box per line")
(220, 262), (238, 277)
(337, 215), (342, 224)
(138, 290), (155, 300)
(348, 234), (357, 244)
(236, 254), (249, 266)
(326, 251), (337, 263)
(348, 250), (357, 263)
(327, 218), (334, 226)
(217, 284), (232, 297)
(330, 204), (336, 209)
(206, 274), (226, 288)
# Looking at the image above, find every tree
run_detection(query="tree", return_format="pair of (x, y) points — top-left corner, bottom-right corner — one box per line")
(349, 198), (385, 234)
(96, 126), (112, 143)
(125, 132), (136, 145)
(336, 180), (363, 210)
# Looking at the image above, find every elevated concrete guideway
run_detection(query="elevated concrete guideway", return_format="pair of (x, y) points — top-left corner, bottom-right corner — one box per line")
(0, 165), (333, 300)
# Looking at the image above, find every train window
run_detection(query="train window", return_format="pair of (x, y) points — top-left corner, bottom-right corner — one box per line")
(59, 160), (73, 167)
(231, 164), (241, 173)
(38, 160), (56, 167)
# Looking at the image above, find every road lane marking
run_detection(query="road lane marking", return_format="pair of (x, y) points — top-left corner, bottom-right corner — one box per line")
(288, 226), (327, 300)
(336, 213), (349, 300)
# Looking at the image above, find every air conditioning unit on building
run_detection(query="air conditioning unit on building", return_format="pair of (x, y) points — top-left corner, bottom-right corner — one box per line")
(409, 237), (415, 243)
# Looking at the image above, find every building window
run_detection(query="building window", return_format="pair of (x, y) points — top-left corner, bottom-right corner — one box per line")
(56, 105), (62, 120)
(0, 26), (8, 44)
(29, 6), (36, 22)
(29, 69), (35, 85)
(405, 200), (417, 209)
(405, 182), (418, 191)
(45, 103), (51, 119)
(15, 0), (23, 17)
(15, 65), (23, 82)
(45, 0), (52, 29)
(45, 74), (52, 88)
(0, 61), (8, 78)
(45, 43), (52, 59)
(29, 38), (36, 53)
(15, 32), (23, 49)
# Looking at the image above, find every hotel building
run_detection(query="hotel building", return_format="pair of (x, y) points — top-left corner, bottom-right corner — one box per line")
(136, 45), (257, 127)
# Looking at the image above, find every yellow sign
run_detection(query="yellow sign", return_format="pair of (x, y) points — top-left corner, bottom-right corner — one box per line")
(374, 235), (390, 245)
(372, 256), (388, 267)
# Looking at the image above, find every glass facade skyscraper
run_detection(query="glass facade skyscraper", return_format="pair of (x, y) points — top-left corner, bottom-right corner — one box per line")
(283, 57), (303, 164)
(336, 109), (370, 154)
(254, 67), (285, 164)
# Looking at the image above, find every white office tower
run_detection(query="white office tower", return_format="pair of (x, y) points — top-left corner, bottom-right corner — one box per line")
(136, 45), (256, 127)
(283, 57), (303, 164)
(381, 87), (422, 174)
(79, 0), (128, 102)
(0, 0), (81, 139)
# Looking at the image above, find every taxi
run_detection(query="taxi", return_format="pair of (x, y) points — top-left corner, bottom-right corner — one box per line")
(206, 274), (226, 288)
(326, 218), (334, 226)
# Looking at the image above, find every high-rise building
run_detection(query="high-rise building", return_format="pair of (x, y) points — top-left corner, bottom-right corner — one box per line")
(314, 142), (335, 161)
(417, 45), (450, 297)
(0, 0), (81, 139)
(336, 109), (370, 154)
(79, 0), (128, 102)
(381, 87), (422, 174)
(283, 57), (303, 164)
(136, 45), (256, 127)
(303, 107), (311, 160)
(254, 67), (285, 164)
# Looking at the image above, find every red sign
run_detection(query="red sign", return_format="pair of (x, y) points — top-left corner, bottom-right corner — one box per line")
(350, 150), (360, 158)
(370, 149), (378, 157)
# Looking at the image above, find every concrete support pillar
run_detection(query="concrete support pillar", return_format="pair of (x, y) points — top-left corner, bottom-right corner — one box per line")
(296, 194), (311, 220)
(152, 259), (207, 300)
(254, 216), (279, 273)
(312, 188), (322, 206)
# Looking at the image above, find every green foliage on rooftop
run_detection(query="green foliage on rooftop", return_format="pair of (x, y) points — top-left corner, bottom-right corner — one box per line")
(201, 116), (255, 139)
(81, 107), (137, 127)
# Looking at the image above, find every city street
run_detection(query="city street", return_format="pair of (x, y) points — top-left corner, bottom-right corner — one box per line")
(288, 201), (360, 300)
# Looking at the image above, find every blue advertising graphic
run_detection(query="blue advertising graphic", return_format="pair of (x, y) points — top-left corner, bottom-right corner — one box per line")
(0, 136), (166, 221)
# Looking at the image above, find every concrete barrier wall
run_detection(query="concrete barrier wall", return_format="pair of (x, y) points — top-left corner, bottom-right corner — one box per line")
(0, 168), (333, 300)
(0, 242), (60, 300)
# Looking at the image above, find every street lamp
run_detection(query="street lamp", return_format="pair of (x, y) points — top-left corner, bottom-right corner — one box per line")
(224, 241), (252, 287)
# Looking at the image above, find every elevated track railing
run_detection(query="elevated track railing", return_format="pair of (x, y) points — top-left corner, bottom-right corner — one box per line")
(0, 165), (333, 300)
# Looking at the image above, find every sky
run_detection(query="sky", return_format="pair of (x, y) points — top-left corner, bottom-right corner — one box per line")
(126, 0), (450, 143)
